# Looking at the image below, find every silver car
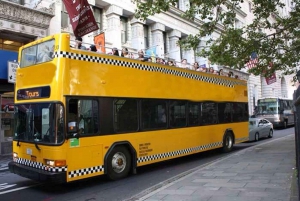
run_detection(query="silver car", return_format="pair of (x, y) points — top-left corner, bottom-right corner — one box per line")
(249, 118), (274, 141)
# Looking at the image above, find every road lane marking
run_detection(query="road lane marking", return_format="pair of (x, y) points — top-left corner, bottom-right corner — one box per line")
(0, 183), (40, 195)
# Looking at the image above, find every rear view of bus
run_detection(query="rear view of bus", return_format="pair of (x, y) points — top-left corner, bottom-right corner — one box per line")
(9, 34), (67, 182)
(256, 97), (294, 128)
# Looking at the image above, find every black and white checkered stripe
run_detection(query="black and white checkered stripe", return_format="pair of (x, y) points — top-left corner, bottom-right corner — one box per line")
(68, 165), (104, 178)
(53, 51), (246, 88)
(137, 141), (223, 163)
(14, 158), (67, 172)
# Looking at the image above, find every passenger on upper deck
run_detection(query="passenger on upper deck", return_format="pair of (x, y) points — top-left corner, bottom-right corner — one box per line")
(89, 45), (97, 52)
(112, 47), (119, 56)
(193, 62), (200, 71)
(121, 48), (130, 58)
(179, 59), (190, 69)
(75, 37), (87, 50)
(137, 50), (148, 61)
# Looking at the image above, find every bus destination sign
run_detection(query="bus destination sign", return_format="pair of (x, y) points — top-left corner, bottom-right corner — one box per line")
(17, 86), (51, 100)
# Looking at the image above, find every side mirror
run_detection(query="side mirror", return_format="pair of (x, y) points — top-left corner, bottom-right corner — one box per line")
(67, 121), (80, 139)
(67, 132), (80, 139)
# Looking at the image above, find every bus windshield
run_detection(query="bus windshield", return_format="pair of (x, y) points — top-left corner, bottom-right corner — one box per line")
(14, 103), (64, 145)
(20, 39), (55, 68)
(257, 99), (278, 115)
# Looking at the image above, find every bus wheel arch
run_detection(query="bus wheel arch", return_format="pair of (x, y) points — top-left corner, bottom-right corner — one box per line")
(104, 141), (137, 180)
(222, 129), (235, 153)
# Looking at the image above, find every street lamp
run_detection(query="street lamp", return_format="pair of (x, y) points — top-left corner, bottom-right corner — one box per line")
(297, 70), (300, 83)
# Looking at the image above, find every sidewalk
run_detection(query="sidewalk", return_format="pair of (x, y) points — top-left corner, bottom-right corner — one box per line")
(128, 135), (298, 201)
(0, 154), (12, 172)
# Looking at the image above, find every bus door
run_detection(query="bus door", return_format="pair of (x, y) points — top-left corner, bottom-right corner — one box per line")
(66, 98), (103, 180)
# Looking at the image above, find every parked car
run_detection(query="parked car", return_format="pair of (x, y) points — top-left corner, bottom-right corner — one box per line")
(249, 118), (273, 141)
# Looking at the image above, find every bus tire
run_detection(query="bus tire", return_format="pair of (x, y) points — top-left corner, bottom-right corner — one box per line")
(283, 120), (287, 129)
(222, 133), (234, 153)
(106, 146), (131, 180)
(268, 129), (273, 138)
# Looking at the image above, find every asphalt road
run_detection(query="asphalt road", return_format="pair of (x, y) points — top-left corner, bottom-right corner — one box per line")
(0, 126), (295, 201)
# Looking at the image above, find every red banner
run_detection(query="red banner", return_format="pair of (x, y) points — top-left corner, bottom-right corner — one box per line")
(265, 72), (277, 85)
(62, 0), (99, 37)
(94, 32), (106, 53)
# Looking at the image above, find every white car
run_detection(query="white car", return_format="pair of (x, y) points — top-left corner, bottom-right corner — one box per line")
(249, 118), (273, 141)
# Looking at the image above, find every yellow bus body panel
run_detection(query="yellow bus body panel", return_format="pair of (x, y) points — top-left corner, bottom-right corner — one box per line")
(13, 33), (249, 183)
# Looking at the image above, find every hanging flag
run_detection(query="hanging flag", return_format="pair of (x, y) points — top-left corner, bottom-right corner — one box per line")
(265, 73), (277, 85)
(94, 32), (105, 53)
(246, 52), (258, 69)
(265, 62), (276, 85)
(62, 0), (99, 37)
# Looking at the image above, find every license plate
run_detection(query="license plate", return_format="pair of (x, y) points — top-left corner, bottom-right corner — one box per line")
(31, 155), (36, 162)
(26, 148), (32, 155)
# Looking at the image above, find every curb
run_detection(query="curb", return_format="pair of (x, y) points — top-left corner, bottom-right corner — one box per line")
(125, 134), (295, 201)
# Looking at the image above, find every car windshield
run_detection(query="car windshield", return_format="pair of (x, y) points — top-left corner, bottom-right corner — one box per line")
(14, 102), (64, 145)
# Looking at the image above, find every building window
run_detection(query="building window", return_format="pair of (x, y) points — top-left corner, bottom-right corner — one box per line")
(61, 4), (70, 28)
(0, 38), (24, 52)
(163, 32), (167, 55)
(120, 17), (128, 44)
(174, 0), (180, 9)
(9, 0), (25, 5)
(144, 25), (149, 49)
(248, 2), (252, 13)
(93, 7), (103, 31)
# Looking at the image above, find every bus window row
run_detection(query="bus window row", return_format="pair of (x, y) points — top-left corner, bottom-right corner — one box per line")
(67, 97), (248, 136)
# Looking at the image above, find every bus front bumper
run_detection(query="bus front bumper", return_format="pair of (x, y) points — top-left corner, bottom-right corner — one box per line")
(9, 161), (66, 183)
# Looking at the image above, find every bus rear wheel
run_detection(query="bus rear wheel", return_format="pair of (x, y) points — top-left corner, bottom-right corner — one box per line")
(283, 120), (287, 129)
(107, 146), (131, 180)
(222, 133), (234, 153)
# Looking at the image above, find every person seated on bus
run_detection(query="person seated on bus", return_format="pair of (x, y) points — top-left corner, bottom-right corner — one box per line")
(112, 47), (120, 56)
(137, 50), (148, 61)
(121, 48), (130, 58)
(89, 45), (97, 52)
(75, 37), (87, 50)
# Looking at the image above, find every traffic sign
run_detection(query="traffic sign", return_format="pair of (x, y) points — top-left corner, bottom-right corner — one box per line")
(7, 61), (18, 84)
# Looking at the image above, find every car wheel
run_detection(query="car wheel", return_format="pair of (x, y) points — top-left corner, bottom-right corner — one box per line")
(268, 129), (273, 138)
(106, 146), (131, 180)
(222, 133), (234, 153)
(255, 132), (259, 141)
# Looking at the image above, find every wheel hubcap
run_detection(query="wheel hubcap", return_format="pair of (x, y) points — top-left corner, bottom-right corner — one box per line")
(255, 134), (258, 140)
(112, 152), (126, 173)
(226, 136), (232, 148)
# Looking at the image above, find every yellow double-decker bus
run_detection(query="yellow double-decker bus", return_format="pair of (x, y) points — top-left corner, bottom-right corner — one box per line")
(9, 33), (249, 183)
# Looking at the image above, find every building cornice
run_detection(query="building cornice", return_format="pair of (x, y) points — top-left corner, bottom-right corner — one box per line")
(0, 1), (54, 29)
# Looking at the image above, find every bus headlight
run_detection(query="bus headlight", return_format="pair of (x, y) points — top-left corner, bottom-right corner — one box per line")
(274, 119), (280, 122)
(45, 159), (66, 167)
(13, 152), (18, 158)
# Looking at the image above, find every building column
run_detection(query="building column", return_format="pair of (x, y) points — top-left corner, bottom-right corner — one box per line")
(130, 17), (145, 51)
(105, 5), (123, 49)
(168, 30), (181, 62)
(151, 22), (165, 58)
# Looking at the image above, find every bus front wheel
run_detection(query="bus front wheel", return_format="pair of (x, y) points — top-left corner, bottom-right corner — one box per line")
(107, 146), (131, 180)
(222, 133), (234, 153)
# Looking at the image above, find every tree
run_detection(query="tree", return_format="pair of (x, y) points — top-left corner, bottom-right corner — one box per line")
(133, 0), (300, 78)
